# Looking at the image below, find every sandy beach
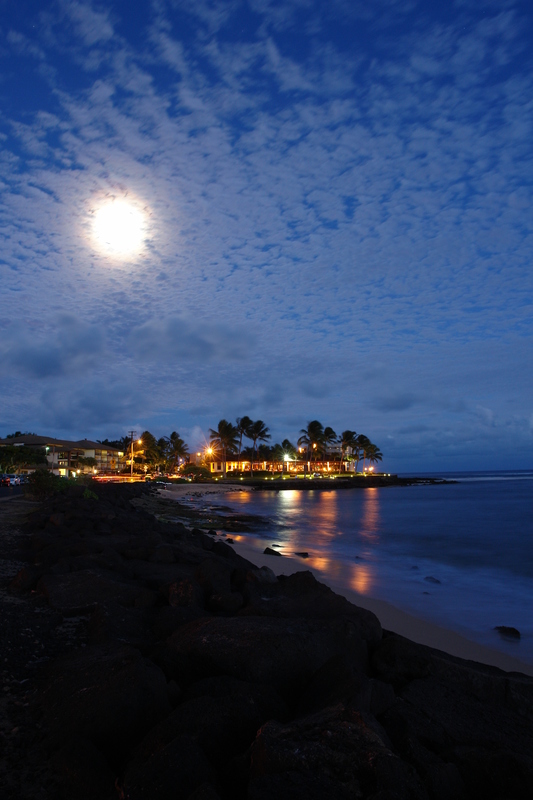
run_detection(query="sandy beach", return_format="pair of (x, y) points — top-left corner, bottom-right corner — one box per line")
(157, 482), (253, 498)
(159, 483), (533, 676)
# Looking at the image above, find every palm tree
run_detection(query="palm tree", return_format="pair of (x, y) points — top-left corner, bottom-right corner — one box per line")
(298, 420), (325, 462)
(209, 419), (239, 477)
(355, 434), (371, 472)
(236, 416), (253, 459)
(139, 431), (163, 472)
(323, 426), (337, 461)
(166, 431), (189, 473)
(366, 443), (383, 471)
(338, 430), (357, 473)
(247, 420), (271, 474)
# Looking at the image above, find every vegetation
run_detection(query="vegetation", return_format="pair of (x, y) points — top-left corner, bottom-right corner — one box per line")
(0, 445), (47, 473)
(208, 420), (239, 476)
(26, 470), (69, 498)
(89, 419), (383, 478)
(247, 420), (271, 473)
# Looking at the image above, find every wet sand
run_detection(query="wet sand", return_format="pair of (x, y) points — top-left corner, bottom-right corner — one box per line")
(159, 483), (533, 676)
(232, 535), (533, 676)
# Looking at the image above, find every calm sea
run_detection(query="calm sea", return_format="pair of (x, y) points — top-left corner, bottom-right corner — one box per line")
(214, 471), (533, 663)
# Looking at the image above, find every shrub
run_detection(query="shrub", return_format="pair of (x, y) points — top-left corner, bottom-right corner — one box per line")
(26, 470), (67, 498)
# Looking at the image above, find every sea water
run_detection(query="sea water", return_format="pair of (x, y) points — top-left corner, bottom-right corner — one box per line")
(218, 471), (533, 664)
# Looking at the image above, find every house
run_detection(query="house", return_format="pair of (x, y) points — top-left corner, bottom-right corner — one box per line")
(0, 435), (123, 477)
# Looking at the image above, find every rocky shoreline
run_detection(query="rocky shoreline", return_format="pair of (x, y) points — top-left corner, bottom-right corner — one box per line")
(1, 483), (532, 799)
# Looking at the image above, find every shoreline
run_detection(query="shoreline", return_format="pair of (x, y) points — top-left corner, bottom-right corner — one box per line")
(230, 536), (533, 676)
(159, 483), (533, 677)
(4, 483), (533, 797)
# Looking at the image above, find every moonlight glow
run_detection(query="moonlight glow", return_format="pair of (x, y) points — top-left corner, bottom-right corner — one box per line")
(92, 200), (146, 257)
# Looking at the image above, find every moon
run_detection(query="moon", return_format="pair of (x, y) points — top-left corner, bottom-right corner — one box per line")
(92, 199), (146, 257)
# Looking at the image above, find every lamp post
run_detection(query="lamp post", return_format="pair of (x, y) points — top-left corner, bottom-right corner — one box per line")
(129, 430), (136, 480)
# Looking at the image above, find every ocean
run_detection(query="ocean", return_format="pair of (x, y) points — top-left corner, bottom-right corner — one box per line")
(213, 471), (533, 664)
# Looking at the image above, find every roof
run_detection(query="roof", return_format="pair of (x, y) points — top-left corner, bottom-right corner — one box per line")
(0, 435), (121, 453)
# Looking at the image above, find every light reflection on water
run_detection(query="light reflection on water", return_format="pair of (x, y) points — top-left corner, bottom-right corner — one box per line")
(360, 487), (380, 542)
(221, 480), (533, 662)
(274, 487), (381, 557)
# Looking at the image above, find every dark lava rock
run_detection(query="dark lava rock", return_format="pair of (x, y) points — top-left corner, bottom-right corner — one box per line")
(40, 643), (171, 763)
(166, 615), (368, 699)
(122, 734), (213, 800)
(240, 571), (382, 646)
(51, 736), (117, 800)
(36, 570), (140, 615)
(249, 705), (428, 800)
(263, 547), (282, 556)
(7, 483), (533, 800)
(132, 676), (286, 767)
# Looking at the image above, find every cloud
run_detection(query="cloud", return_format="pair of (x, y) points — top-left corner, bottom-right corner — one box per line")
(61, 0), (115, 45)
(373, 393), (419, 412)
(128, 316), (255, 362)
(0, 315), (104, 379)
(0, 1), (532, 468)
(37, 376), (149, 432)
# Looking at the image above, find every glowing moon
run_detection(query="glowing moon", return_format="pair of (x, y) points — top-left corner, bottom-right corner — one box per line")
(92, 199), (146, 257)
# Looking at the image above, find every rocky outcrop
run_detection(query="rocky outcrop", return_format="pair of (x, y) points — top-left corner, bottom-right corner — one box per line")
(6, 483), (533, 799)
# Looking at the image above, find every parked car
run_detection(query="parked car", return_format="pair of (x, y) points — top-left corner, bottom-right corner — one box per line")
(6, 474), (20, 485)
(1, 475), (10, 486)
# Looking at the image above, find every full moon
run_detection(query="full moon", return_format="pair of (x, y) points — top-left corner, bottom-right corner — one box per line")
(92, 199), (146, 257)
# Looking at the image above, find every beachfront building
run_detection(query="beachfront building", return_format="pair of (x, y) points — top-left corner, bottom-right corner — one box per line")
(0, 434), (123, 477)
(208, 458), (350, 475)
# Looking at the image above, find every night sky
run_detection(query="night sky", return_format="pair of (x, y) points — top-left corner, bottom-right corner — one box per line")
(1, 0), (532, 472)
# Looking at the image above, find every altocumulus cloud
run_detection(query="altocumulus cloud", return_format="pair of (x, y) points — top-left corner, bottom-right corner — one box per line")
(0, 315), (104, 379)
(39, 377), (149, 431)
(128, 316), (255, 363)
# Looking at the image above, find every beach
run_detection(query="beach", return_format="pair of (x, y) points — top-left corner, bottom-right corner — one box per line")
(159, 481), (533, 676)
(3, 481), (533, 799)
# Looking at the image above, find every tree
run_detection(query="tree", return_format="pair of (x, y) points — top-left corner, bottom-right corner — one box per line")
(298, 420), (325, 461)
(166, 431), (189, 473)
(209, 420), (239, 476)
(366, 443), (383, 470)
(355, 434), (371, 472)
(236, 416), (253, 457)
(247, 420), (271, 473)
(0, 445), (47, 472)
(338, 430), (357, 472)
(271, 439), (297, 471)
(139, 431), (163, 471)
(98, 436), (131, 451)
(77, 456), (98, 470)
(323, 426), (337, 460)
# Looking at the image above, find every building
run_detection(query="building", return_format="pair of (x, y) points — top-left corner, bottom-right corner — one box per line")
(0, 435), (123, 477)
(208, 458), (348, 475)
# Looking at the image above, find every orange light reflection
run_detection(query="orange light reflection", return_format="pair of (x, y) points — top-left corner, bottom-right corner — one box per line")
(350, 564), (373, 595)
(359, 487), (380, 542)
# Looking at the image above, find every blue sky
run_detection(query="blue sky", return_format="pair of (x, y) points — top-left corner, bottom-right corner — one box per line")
(1, 0), (532, 471)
